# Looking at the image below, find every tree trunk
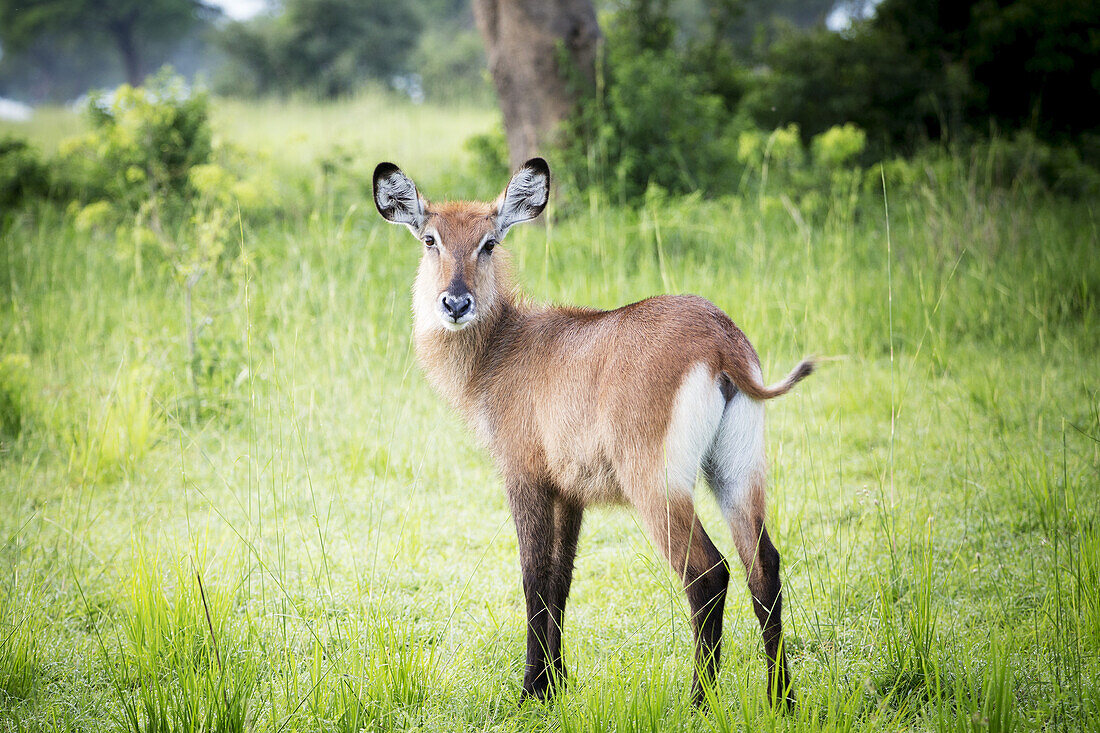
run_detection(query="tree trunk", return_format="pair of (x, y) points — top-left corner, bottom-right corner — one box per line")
(473, 0), (601, 169)
(110, 19), (143, 86)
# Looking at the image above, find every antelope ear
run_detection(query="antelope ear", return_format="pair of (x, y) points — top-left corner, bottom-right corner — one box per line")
(494, 157), (550, 235)
(373, 162), (427, 233)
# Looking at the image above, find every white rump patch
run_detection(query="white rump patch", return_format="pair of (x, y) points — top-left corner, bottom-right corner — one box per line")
(662, 363), (726, 494)
(706, 366), (766, 518)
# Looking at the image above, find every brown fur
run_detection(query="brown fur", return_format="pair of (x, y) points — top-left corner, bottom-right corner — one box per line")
(418, 291), (809, 508)
(376, 161), (808, 707)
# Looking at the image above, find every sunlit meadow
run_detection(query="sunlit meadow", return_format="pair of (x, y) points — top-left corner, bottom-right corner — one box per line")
(0, 92), (1097, 732)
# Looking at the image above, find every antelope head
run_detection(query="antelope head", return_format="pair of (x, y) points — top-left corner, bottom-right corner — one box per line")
(372, 158), (550, 333)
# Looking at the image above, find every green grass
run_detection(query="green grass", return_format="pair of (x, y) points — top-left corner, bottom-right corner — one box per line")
(0, 106), (88, 151)
(0, 93), (1097, 732)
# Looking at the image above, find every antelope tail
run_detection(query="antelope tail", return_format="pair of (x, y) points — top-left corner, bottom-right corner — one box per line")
(736, 359), (815, 400)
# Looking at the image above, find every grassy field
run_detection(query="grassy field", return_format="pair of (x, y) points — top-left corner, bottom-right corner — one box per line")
(1, 94), (1098, 732)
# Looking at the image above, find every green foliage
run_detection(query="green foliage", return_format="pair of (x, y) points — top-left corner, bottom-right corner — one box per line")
(746, 20), (941, 154)
(560, 0), (1099, 202)
(0, 354), (33, 443)
(812, 122), (868, 168)
(2, 90), (1098, 733)
(64, 70), (212, 215)
(561, 39), (872, 206)
(750, 0), (1100, 160)
(19, 71), (276, 431)
(55, 70), (267, 293)
(975, 131), (1100, 199)
(465, 126), (510, 183)
(0, 138), (52, 212)
(877, 131), (1100, 202)
(215, 0), (422, 98)
(0, 0), (213, 93)
(411, 24), (493, 104)
(559, 2), (749, 201)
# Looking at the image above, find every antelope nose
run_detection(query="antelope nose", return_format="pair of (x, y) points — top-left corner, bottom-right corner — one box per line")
(441, 293), (473, 319)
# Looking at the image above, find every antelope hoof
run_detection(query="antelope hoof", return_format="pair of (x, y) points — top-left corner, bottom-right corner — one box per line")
(520, 677), (552, 703)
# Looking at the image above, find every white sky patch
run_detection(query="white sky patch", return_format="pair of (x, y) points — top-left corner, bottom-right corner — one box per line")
(207, 0), (268, 21)
(0, 97), (33, 121)
(826, 0), (884, 31)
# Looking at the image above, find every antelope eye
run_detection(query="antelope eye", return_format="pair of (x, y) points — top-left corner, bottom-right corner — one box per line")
(482, 238), (497, 254)
(423, 235), (436, 248)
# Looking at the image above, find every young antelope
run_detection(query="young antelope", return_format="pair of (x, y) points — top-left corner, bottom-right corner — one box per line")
(373, 157), (811, 707)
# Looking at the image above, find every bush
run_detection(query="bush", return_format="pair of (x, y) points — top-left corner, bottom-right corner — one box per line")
(56, 69), (273, 280)
(0, 138), (51, 211)
(876, 132), (1100, 201)
(555, 0), (875, 204)
(979, 131), (1100, 199)
(43, 71), (272, 428)
(214, 0), (421, 98)
(747, 0), (1100, 162)
(555, 0), (1098, 204)
(558, 3), (747, 202)
(4, 69), (272, 230)
(813, 123), (869, 169)
(64, 69), (212, 216)
(744, 23), (939, 156)
(465, 127), (510, 183)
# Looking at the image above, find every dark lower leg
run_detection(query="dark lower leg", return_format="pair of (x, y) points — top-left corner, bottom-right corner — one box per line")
(637, 495), (731, 708)
(750, 524), (794, 708)
(683, 524), (730, 706)
(507, 481), (555, 699)
(522, 579), (552, 697)
(545, 499), (583, 690)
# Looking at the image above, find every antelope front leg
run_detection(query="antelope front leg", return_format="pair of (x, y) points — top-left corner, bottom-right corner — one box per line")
(507, 477), (556, 700)
(545, 498), (583, 691)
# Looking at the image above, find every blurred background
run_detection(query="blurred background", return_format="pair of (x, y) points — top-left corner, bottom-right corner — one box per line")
(0, 3), (1098, 732)
(2, 0), (1098, 199)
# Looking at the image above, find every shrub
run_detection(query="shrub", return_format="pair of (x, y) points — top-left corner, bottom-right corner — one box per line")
(601, 49), (737, 200)
(747, 0), (1100, 163)
(58, 71), (271, 427)
(64, 68), (212, 215)
(465, 126), (510, 184)
(813, 123), (869, 169)
(558, 3), (746, 203)
(874, 132), (1100, 201)
(73, 200), (118, 233)
(744, 22), (936, 157)
(766, 123), (805, 170)
(978, 131), (1100, 199)
(57, 70), (273, 278)
(554, 0), (1098, 204)
(0, 137), (51, 211)
(214, 0), (421, 98)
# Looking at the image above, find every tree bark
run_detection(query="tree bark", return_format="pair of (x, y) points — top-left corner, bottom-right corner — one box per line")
(109, 18), (143, 86)
(473, 0), (601, 169)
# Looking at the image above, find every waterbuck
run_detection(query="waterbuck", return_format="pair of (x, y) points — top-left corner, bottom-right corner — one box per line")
(372, 157), (811, 707)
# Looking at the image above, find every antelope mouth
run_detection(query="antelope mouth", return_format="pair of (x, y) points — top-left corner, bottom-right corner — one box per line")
(437, 319), (473, 332)
(440, 313), (475, 331)
(438, 292), (476, 331)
